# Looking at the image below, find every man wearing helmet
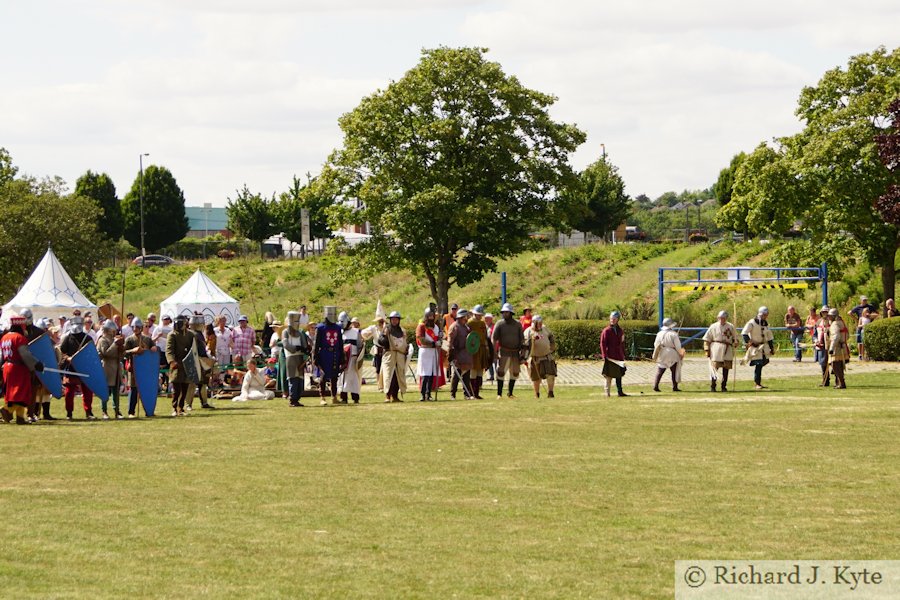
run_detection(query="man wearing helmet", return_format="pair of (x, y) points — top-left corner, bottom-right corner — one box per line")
(187, 314), (215, 410)
(600, 311), (627, 397)
(97, 319), (126, 419)
(379, 311), (409, 402)
(166, 315), (196, 416)
(467, 305), (492, 399)
(59, 316), (96, 420)
(18, 308), (44, 422)
(490, 303), (525, 399)
(703, 310), (738, 392)
(741, 306), (775, 390)
(653, 318), (684, 392)
(447, 308), (474, 399)
(313, 306), (344, 405)
(123, 317), (157, 417)
(1, 314), (45, 425)
(282, 311), (310, 407)
(338, 312), (363, 404)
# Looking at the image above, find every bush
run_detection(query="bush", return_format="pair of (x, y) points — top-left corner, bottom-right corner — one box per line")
(550, 319), (658, 359)
(864, 317), (900, 361)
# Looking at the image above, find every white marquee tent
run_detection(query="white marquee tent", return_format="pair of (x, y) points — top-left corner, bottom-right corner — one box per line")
(1, 248), (97, 324)
(159, 270), (240, 325)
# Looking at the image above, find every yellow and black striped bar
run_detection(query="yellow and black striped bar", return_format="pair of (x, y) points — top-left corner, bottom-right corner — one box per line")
(670, 282), (808, 292)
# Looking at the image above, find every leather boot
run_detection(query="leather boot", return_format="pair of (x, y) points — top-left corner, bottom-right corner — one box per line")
(42, 403), (57, 421)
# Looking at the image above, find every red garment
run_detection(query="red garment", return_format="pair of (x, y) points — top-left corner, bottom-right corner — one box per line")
(600, 325), (626, 361)
(519, 316), (532, 331)
(1, 331), (33, 406)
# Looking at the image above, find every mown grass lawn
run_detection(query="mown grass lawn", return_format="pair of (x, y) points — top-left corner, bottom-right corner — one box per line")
(1, 374), (898, 599)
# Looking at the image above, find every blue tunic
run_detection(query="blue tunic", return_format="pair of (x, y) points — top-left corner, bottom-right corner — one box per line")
(314, 322), (344, 379)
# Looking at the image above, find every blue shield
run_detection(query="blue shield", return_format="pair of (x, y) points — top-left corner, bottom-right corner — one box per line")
(70, 342), (109, 402)
(29, 334), (63, 398)
(133, 349), (160, 416)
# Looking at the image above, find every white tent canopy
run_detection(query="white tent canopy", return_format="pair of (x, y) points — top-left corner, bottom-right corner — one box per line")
(159, 269), (240, 326)
(2, 248), (97, 324)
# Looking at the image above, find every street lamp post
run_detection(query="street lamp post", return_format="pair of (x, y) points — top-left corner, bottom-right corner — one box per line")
(139, 153), (149, 267)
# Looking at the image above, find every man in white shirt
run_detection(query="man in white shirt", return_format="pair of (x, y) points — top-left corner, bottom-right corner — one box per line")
(213, 315), (233, 368)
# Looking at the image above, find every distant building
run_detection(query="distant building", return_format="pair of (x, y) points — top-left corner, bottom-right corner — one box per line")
(185, 206), (230, 239)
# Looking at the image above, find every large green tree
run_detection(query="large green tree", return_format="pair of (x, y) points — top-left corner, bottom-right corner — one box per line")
(329, 46), (586, 311)
(716, 46), (900, 300)
(0, 147), (18, 185)
(121, 165), (190, 253)
(226, 184), (276, 257)
(567, 156), (630, 238)
(0, 153), (109, 300)
(75, 170), (123, 240)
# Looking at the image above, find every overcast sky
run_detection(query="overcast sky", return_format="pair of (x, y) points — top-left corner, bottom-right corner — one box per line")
(2, 1), (897, 206)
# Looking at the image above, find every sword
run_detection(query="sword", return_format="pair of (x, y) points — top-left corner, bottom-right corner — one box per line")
(41, 367), (90, 378)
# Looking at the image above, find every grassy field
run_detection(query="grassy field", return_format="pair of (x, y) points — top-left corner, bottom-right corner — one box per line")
(2, 373), (898, 599)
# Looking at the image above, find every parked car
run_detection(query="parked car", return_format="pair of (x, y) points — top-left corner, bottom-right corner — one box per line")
(624, 226), (646, 241)
(132, 254), (175, 266)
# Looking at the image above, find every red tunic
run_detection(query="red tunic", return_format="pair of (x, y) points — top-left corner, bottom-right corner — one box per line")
(600, 325), (626, 361)
(1, 331), (33, 406)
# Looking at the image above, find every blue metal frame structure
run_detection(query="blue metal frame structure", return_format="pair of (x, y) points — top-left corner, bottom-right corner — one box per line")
(657, 263), (828, 341)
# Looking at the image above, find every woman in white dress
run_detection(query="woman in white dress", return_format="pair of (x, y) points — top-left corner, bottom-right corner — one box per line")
(232, 360), (275, 402)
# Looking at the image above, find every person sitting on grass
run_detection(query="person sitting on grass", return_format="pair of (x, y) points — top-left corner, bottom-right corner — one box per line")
(232, 357), (275, 402)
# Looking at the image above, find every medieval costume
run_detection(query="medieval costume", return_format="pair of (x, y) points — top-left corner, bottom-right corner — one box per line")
(338, 313), (363, 404)
(653, 318), (684, 392)
(448, 309), (474, 399)
(467, 305), (492, 399)
(599, 311), (627, 397)
(361, 317), (386, 392)
(188, 314), (215, 410)
(97, 319), (125, 419)
(282, 311), (310, 407)
(703, 311), (738, 392)
(123, 318), (156, 417)
(828, 309), (851, 389)
(165, 315), (196, 416)
(59, 316), (96, 420)
(741, 307), (775, 390)
(415, 309), (444, 401)
(491, 303), (525, 399)
(524, 316), (557, 399)
(814, 307), (832, 387)
(313, 306), (344, 405)
(1, 314), (44, 425)
(380, 311), (408, 402)
(232, 362), (275, 401)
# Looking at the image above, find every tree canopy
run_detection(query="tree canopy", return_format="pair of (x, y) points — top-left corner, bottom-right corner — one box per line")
(226, 185), (277, 256)
(75, 170), (123, 240)
(712, 152), (746, 207)
(276, 173), (335, 246)
(0, 151), (110, 300)
(329, 46), (586, 311)
(121, 165), (190, 253)
(566, 155), (630, 239)
(716, 46), (900, 300)
(876, 98), (900, 226)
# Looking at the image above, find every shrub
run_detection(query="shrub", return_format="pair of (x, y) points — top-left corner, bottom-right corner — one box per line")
(864, 317), (900, 361)
(550, 319), (658, 359)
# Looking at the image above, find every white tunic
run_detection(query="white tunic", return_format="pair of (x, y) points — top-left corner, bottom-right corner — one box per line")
(416, 323), (442, 377)
(703, 321), (738, 362)
(233, 370), (275, 401)
(340, 327), (363, 394)
(741, 318), (774, 362)
(653, 326), (683, 381)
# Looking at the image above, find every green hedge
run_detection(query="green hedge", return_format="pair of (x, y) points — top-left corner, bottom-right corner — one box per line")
(550, 319), (658, 359)
(864, 317), (900, 361)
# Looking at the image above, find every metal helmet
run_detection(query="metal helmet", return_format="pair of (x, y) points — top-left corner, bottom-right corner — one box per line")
(102, 319), (118, 332)
(456, 308), (470, 320)
(389, 310), (401, 319)
(610, 310), (621, 320)
(338, 311), (349, 328)
(190, 314), (206, 331)
(758, 306), (769, 316)
(472, 304), (485, 316)
(424, 307), (434, 319)
(20, 308), (33, 326)
(324, 306), (337, 322)
(500, 303), (514, 314)
(717, 310), (729, 319)
(131, 317), (144, 328)
(287, 311), (301, 329)
(828, 308), (839, 317)
(36, 318), (49, 330)
(174, 314), (189, 330)
(69, 316), (84, 334)
(662, 317), (677, 328)
(532, 315), (543, 323)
